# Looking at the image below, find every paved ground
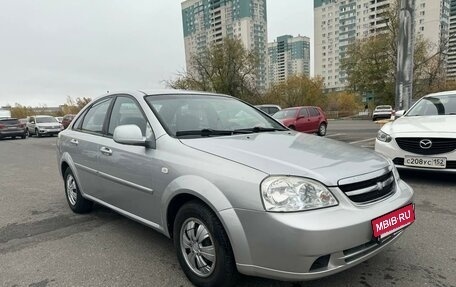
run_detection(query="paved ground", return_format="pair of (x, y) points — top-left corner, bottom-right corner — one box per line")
(1, 121), (455, 287)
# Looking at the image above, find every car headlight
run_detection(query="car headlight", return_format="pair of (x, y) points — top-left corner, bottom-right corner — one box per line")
(377, 130), (392, 142)
(260, 176), (338, 212)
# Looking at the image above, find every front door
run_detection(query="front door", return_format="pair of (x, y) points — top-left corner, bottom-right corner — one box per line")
(95, 95), (161, 223)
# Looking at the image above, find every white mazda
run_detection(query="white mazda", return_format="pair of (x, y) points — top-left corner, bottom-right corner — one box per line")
(375, 91), (456, 171)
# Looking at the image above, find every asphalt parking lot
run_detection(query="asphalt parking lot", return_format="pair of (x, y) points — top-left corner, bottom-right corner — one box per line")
(1, 119), (455, 287)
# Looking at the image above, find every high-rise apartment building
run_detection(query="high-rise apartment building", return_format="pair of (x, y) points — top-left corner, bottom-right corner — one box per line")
(181, 0), (268, 90)
(267, 35), (311, 87)
(447, 0), (456, 78)
(314, 0), (451, 91)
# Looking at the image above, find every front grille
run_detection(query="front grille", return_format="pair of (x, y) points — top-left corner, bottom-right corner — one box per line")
(395, 138), (456, 155)
(393, 158), (456, 169)
(339, 171), (395, 203)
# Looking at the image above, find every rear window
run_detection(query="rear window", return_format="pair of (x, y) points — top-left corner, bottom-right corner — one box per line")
(376, 105), (392, 110)
(0, 119), (19, 125)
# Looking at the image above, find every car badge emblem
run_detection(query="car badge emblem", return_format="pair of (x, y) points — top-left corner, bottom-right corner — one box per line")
(376, 182), (383, 191)
(419, 139), (432, 149)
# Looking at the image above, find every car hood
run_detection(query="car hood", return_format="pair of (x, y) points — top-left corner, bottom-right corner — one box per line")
(384, 116), (456, 135)
(181, 132), (389, 186)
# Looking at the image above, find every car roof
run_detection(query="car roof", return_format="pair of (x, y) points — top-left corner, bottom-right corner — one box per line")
(424, 90), (456, 97)
(0, 117), (17, 120)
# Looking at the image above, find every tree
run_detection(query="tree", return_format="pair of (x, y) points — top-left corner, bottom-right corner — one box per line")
(10, 103), (33, 119)
(60, 96), (91, 115)
(341, 0), (448, 105)
(260, 76), (326, 108)
(167, 38), (260, 102)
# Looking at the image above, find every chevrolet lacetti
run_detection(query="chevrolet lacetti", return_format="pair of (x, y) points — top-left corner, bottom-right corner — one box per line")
(56, 90), (415, 287)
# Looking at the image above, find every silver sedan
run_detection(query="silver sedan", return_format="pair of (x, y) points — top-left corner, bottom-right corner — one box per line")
(57, 90), (414, 287)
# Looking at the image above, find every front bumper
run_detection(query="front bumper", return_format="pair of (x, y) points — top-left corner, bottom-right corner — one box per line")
(38, 128), (62, 135)
(375, 139), (456, 171)
(220, 179), (413, 281)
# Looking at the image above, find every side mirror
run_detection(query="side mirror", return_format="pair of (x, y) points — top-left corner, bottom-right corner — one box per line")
(30, 121), (35, 124)
(113, 125), (155, 148)
(394, 110), (406, 118)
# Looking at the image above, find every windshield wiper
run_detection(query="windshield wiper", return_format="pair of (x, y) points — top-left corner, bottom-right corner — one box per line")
(176, 129), (238, 137)
(233, 126), (286, 133)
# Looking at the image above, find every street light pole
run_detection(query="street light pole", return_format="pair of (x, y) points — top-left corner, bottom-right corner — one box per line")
(395, 0), (415, 111)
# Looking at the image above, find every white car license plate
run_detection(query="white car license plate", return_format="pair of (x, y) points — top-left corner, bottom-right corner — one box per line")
(404, 156), (446, 168)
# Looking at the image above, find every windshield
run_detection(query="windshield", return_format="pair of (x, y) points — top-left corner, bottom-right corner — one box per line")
(272, 108), (298, 119)
(406, 95), (456, 116)
(376, 105), (392, 110)
(145, 94), (285, 137)
(36, 116), (58, 123)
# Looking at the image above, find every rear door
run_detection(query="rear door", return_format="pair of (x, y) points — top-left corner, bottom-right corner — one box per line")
(63, 97), (113, 197)
(295, 108), (311, 132)
(307, 107), (322, 132)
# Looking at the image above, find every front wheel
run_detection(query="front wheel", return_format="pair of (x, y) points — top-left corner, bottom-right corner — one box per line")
(35, 128), (41, 137)
(317, 123), (327, 136)
(173, 201), (238, 287)
(64, 168), (93, 214)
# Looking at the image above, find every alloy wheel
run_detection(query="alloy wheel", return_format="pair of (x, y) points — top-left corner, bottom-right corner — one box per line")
(180, 218), (216, 277)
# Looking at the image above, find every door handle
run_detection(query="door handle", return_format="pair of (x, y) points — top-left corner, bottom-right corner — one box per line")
(100, 146), (112, 156)
(70, 139), (79, 145)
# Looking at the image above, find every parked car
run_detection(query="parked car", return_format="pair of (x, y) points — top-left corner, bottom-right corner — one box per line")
(375, 91), (456, 171)
(255, 104), (281, 115)
(372, 105), (393, 121)
(0, 118), (27, 139)
(56, 116), (63, 123)
(61, 114), (75, 129)
(273, 106), (328, 136)
(26, 115), (63, 137)
(57, 90), (414, 287)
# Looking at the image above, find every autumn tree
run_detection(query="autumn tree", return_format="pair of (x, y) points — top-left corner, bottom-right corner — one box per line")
(10, 104), (33, 118)
(167, 38), (260, 102)
(260, 76), (326, 108)
(60, 96), (91, 115)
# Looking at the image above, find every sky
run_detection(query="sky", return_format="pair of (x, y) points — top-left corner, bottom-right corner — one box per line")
(0, 0), (313, 107)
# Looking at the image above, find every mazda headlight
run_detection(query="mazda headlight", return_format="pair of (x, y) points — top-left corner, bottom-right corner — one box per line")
(261, 176), (338, 212)
(377, 130), (392, 142)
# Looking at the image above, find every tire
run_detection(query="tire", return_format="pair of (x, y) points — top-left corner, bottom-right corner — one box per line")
(318, 123), (327, 136)
(288, 125), (296, 130)
(21, 134), (26, 139)
(372, 117), (377, 121)
(173, 201), (238, 287)
(63, 168), (93, 214)
(35, 128), (41, 138)
(26, 129), (30, 137)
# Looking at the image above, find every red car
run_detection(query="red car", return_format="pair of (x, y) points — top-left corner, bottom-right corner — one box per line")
(61, 114), (75, 129)
(273, 106), (328, 136)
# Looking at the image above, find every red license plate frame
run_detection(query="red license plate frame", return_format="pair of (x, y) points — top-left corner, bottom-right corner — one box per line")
(371, 204), (415, 239)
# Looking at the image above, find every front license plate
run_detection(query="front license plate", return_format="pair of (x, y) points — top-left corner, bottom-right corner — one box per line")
(404, 156), (446, 169)
(372, 204), (415, 239)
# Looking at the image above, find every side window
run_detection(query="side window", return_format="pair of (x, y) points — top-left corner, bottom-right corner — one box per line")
(29, 117), (35, 123)
(108, 96), (151, 137)
(269, 107), (279, 115)
(81, 98), (112, 134)
(309, 108), (319, 117)
(72, 112), (86, 130)
(298, 108), (308, 118)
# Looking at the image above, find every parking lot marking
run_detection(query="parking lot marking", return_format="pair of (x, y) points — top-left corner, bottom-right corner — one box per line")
(326, 133), (345, 138)
(349, 138), (376, 144)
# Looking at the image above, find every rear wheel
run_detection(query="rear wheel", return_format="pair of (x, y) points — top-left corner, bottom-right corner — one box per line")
(173, 201), (238, 287)
(64, 168), (93, 214)
(317, 123), (327, 136)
